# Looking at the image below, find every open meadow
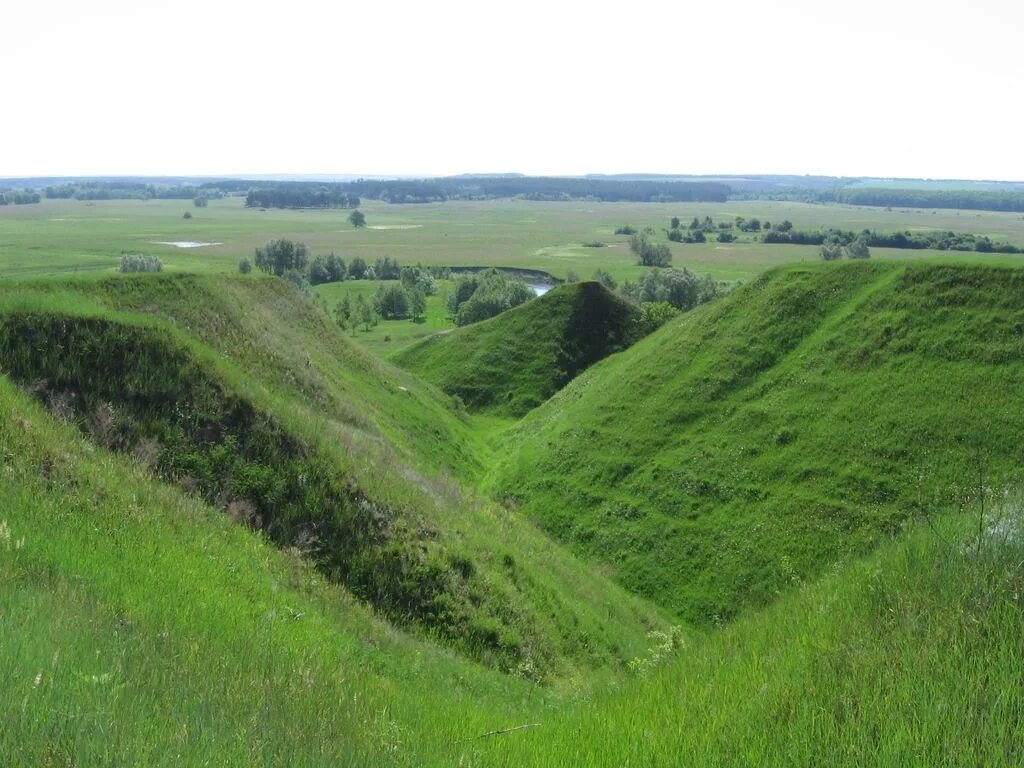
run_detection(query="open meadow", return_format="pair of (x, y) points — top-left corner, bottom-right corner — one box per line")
(5, 196), (1024, 285)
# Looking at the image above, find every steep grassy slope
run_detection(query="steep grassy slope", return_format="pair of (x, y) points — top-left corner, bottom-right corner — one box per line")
(0, 275), (664, 677)
(395, 282), (642, 417)
(0, 377), (553, 766)
(488, 262), (1024, 623)
(5, 376), (1019, 765)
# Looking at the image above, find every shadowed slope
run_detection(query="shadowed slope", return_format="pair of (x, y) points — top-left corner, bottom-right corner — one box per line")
(395, 282), (642, 417)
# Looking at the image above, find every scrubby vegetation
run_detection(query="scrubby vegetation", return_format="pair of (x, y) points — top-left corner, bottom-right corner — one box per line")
(118, 254), (163, 273)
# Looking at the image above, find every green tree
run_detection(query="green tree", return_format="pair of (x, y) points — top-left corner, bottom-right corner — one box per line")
(334, 295), (352, 333)
(254, 239), (309, 277)
(819, 243), (844, 261)
(238, 256), (252, 274)
(630, 233), (672, 267)
(670, 216), (680, 229)
(348, 256), (368, 279)
(409, 287), (427, 321)
(349, 209), (366, 228)
(845, 236), (871, 259)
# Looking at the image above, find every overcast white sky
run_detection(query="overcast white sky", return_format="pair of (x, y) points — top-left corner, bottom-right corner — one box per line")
(2, 0), (1022, 180)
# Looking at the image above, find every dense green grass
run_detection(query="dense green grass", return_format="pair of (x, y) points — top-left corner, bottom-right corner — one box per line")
(0, 263), (1022, 764)
(395, 282), (642, 417)
(488, 262), (1024, 624)
(0, 275), (664, 678)
(4, 197), (1024, 286)
(3, 367), (1020, 766)
(0, 377), (554, 766)
(482, 505), (1024, 766)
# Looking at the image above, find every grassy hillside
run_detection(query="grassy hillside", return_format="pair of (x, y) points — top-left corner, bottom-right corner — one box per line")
(0, 275), (664, 678)
(0, 376), (544, 765)
(1, 266), (1022, 765)
(488, 262), (1024, 623)
(395, 282), (642, 417)
(4, 367), (1020, 765)
(482, 504), (1024, 766)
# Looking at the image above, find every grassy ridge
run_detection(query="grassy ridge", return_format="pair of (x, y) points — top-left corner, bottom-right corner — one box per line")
(0, 264), (1022, 764)
(395, 282), (642, 417)
(0, 275), (665, 677)
(5, 368), (1019, 765)
(488, 262), (1024, 623)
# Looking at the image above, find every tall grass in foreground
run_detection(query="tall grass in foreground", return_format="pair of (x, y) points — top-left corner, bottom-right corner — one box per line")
(479, 496), (1024, 766)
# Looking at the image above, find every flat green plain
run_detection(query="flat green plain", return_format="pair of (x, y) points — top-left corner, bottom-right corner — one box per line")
(5, 196), (1024, 285)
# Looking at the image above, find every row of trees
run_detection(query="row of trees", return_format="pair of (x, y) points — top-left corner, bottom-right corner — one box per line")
(243, 238), (454, 292)
(763, 226), (1021, 254)
(820, 187), (1024, 213)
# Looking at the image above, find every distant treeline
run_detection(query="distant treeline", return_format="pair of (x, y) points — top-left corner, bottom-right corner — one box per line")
(44, 182), (222, 202)
(244, 185), (361, 209)
(736, 185), (1024, 213)
(16, 176), (1024, 213)
(339, 177), (731, 204)
(815, 188), (1024, 214)
(763, 227), (1022, 254)
(0, 190), (41, 205)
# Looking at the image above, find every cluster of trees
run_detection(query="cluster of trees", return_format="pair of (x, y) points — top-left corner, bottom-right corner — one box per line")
(244, 185), (361, 209)
(819, 237), (871, 261)
(669, 215), (786, 239)
(618, 267), (720, 312)
(0, 190), (40, 205)
(118, 254), (163, 273)
(334, 294), (379, 334)
(331, 267), (440, 332)
(629, 232), (673, 266)
(763, 226), (1021, 254)
(448, 269), (535, 326)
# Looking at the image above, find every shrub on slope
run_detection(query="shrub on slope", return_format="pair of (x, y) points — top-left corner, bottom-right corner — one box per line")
(396, 282), (643, 417)
(488, 262), (1024, 623)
